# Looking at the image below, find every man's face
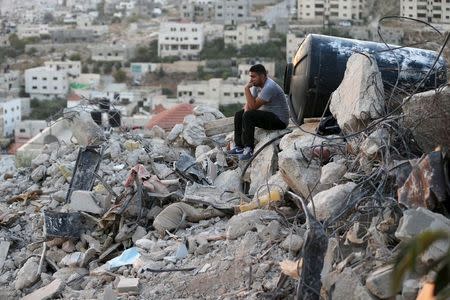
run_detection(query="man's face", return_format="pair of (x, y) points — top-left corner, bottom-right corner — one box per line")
(249, 71), (265, 87)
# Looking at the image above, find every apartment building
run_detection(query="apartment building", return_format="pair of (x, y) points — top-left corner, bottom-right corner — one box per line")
(238, 61), (276, 80)
(180, 0), (216, 22)
(400, 0), (450, 24)
(90, 44), (130, 62)
(17, 24), (49, 39)
(158, 22), (204, 59)
(44, 61), (81, 79)
(224, 23), (270, 49)
(177, 77), (246, 107)
(214, 0), (253, 25)
(286, 32), (305, 62)
(297, 0), (367, 23)
(25, 67), (69, 100)
(0, 71), (20, 97)
(0, 98), (21, 137)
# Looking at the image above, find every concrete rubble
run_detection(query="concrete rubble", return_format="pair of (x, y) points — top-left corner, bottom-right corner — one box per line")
(0, 59), (449, 300)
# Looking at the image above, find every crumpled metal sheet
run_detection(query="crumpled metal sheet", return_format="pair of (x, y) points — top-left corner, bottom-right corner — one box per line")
(397, 151), (448, 209)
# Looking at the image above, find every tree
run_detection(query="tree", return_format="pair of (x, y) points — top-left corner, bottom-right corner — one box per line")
(43, 12), (55, 24)
(69, 53), (81, 61)
(199, 38), (237, 59)
(113, 69), (127, 83)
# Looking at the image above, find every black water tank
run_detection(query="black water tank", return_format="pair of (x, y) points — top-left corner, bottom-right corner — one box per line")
(90, 110), (102, 126)
(109, 110), (121, 127)
(99, 98), (110, 111)
(285, 34), (448, 124)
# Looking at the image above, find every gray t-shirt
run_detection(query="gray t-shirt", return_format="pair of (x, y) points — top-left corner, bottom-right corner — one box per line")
(252, 77), (290, 125)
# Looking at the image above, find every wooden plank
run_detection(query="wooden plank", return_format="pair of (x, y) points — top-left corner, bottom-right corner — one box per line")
(204, 117), (234, 136)
(0, 241), (10, 272)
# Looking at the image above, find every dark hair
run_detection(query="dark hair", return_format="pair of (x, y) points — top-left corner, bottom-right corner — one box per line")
(249, 64), (267, 76)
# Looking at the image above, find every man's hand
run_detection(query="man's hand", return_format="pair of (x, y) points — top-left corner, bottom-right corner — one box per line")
(245, 80), (254, 89)
(243, 103), (248, 111)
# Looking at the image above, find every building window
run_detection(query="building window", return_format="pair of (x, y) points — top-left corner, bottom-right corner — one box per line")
(32, 86), (37, 89)
(43, 86), (47, 89)
(43, 77), (47, 80)
(53, 77), (58, 80)
(32, 76), (37, 80)
(20, 128), (25, 133)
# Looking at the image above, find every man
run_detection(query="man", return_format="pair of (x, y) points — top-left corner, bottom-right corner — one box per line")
(229, 64), (290, 160)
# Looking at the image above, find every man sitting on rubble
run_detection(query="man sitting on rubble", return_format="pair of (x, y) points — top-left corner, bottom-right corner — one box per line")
(228, 64), (290, 160)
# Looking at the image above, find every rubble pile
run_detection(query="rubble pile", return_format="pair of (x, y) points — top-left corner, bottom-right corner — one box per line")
(0, 54), (449, 299)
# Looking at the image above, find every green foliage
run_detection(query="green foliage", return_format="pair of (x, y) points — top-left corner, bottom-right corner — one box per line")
(131, 40), (159, 62)
(162, 88), (174, 96)
(103, 62), (114, 74)
(26, 47), (37, 56)
(393, 230), (450, 299)
(69, 53), (81, 61)
(219, 103), (243, 117)
(82, 65), (89, 73)
(199, 38), (237, 60)
(28, 98), (67, 120)
(113, 69), (127, 83)
(239, 39), (285, 61)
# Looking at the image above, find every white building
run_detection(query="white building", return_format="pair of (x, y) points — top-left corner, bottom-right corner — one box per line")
(158, 22), (204, 59)
(15, 120), (47, 141)
(286, 32), (305, 62)
(25, 67), (69, 100)
(17, 24), (49, 39)
(0, 71), (20, 96)
(44, 61), (81, 79)
(203, 23), (225, 41)
(400, 0), (450, 24)
(89, 44), (130, 62)
(180, 0), (215, 22)
(238, 61), (276, 81)
(297, 0), (367, 24)
(214, 0), (253, 25)
(76, 14), (93, 27)
(0, 98), (21, 137)
(224, 24), (270, 49)
(177, 77), (246, 107)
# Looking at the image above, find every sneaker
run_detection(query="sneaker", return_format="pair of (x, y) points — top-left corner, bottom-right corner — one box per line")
(228, 146), (244, 155)
(238, 147), (253, 160)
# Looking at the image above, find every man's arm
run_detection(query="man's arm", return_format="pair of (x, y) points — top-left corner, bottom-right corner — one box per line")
(244, 84), (265, 111)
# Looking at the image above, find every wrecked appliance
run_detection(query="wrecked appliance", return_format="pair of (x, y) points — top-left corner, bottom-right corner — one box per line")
(284, 34), (448, 124)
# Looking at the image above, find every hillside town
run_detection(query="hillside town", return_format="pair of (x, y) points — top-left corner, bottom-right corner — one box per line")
(0, 0), (449, 299)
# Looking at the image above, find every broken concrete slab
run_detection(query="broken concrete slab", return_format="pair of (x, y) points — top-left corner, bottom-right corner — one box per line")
(397, 151), (448, 210)
(184, 182), (238, 210)
(182, 119), (206, 147)
(280, 234), (304, 252)
(226, 209), (280, 240)
(31, 165), (47, 183)
(167, 123), (184, 142)
(308, 182), (357, 221)
(0, 241), (10, 272)
(69, 190), (105, 215)
(278, 148), (326, 199)
(31, 153), (50, 169)
(14, 257), (39, 290)
(22, 279), (64, 300)
(360, 128), (389, 159)
(365, 265), (399, 299)
(403, 85), (450, 152)
(68, 111), (106, 147)
(249, 143), (277, 196)
(328, 268), (371, 300)
(320, 160), (347, 185)
(117, 277), (139, 293)
(213, 168), (242, 193)
(330, 53), (384, 133)
(395, 207), (450, 263)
